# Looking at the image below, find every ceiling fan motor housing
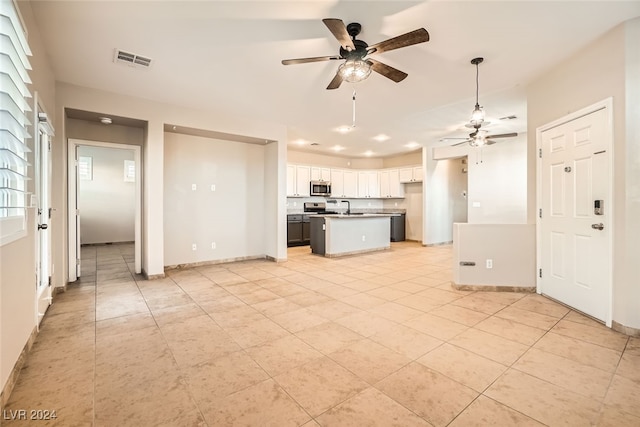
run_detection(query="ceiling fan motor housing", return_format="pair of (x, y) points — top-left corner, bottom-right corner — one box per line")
(340, 39), (369, 60)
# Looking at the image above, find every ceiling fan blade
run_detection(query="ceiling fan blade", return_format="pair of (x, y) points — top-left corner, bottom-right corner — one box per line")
(282, 55), (341, 65)
(323, 18), (355, 51)
(326, 72), (343, 90)
(452, 139), (472, 147)
(485, 132), (518, 139)
(367, 58), (407, 83)
(368, 28), (429, 55)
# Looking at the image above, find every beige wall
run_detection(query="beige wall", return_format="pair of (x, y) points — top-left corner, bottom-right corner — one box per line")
(66, 118), (144, 146)
(528, 18), (640, 329)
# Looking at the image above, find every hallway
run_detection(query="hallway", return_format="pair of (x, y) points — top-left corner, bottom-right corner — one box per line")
(3, 242), (639, 426)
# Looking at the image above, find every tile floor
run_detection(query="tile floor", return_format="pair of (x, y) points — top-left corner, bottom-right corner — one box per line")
(4, 242), (640, 426)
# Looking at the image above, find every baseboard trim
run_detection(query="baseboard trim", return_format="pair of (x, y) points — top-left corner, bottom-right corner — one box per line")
(424, 241), (453, 247)
(164, 254), (267, 271)
(1, 326), (38, 410)
(612, 321), (640, 337)
(141, 268), (165, 280)
(451, 282), (536, 293)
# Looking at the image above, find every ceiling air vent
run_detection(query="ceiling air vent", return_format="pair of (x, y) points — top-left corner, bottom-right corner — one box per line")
(114, 49), (152, 69)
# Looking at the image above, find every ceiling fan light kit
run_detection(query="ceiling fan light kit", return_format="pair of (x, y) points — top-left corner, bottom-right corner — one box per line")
(338, 59), (372, 83)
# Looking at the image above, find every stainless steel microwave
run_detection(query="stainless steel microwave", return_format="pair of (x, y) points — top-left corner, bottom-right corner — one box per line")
(310, 181), (331, 196)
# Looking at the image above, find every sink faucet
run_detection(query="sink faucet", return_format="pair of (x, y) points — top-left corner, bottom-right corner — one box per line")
(341, 200), (350, 215)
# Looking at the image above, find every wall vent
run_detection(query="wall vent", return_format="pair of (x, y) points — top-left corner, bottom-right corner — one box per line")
(114, 49), (152, 68)
(499, 115), (517, 121)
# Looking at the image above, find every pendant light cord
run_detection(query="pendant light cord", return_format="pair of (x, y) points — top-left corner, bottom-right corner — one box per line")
(475, 62), (480, 107)
(352, 89), (357, 128)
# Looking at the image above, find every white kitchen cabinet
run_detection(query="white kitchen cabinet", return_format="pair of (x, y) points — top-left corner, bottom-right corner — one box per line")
(287, 164), (311, 197)
(357, 171), (380, 198)
(311, 167), (331, 182)
(379, 169), (404, 198)
(330, 169), (358, 198)
(399, 166), (423, 183)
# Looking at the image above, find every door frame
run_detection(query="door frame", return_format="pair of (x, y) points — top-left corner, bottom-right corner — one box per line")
(535, 97), (614, 326)
(33, 92), (54, 326)
(67, 139), (142, 281)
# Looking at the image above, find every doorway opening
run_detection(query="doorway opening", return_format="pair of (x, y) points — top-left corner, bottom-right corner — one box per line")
(68, 139), (142, 282)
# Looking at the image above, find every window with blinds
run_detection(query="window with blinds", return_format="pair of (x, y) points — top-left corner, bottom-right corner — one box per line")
(1, 0), (33, 245)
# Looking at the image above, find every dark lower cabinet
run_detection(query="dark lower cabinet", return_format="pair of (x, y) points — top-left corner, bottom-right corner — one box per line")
(390, 213), (406, 242)
(310, 216), (325, 255)
(287, 214), (311, 247)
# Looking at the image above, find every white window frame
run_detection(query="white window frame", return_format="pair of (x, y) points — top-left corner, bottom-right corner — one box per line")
(0, 0), (33, 246)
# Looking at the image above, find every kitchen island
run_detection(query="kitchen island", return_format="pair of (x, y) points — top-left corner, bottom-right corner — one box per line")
(309, 214), (398, 257)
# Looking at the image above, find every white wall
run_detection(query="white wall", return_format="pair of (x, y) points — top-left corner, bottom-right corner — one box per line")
(528, 18), (640, 330)
(384, 182), (423, 241)
(78, 146), (135, 244)
(163, 133), (266, 266)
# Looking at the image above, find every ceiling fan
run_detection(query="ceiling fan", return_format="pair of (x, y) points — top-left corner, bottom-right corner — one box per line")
(449, 57), (517, 147)
(281, 18), (429, 90)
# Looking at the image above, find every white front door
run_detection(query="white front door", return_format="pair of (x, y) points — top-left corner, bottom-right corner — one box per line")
(35, 115), (53, 324)
(539, 103), (611, 323)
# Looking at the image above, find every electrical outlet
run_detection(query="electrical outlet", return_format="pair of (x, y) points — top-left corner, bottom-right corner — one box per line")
(192, 244), (197, 251)
(191, 184), (197, 191)
(211, 242), (216, 249)
(486, 259), (493, 269)
(362, 235), (366, 242)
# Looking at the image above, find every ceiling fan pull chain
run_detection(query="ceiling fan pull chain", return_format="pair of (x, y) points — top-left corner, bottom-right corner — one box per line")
(352, 89), (357, 128)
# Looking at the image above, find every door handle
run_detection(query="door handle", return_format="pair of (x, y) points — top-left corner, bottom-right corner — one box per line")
(38, 224), (48, 230)
(591, 223), (604, 230)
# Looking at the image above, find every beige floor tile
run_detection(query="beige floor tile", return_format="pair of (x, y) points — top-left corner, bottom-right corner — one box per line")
(366, 287), (411, 301)
(597, 404), (640, 427)
(485, 369), (601, 426)
(416, 288), (464, 305)
(274, 357), (368, 417)
(285, 290), (332, 307)
(617, 350), (640, 383)
(428, 304), (489, 327)
(604, 374), (640, 418)
(513, 347), (613, 400)
(417, 343), (507, 392)
(208, 304), (266, 329)
(335, 311), (398, 337)
(271, 307), (330, 332)
(251, 296), (303, 317)
(306, 299), (363, 320)
(329, 339), (411, 384)
(369, 301), (424, 323)
(552, 318), (629, 352)
(317, 387), (432, 427)
(295, 321), (365, 354)
(203, 379), (310, 426)
(370, 324), (443, 360)
(474, 316), (547, 346)
(184, 351), (269, 403)
(494, 306), (560, 330)
(448, 395), (544, 427)
(450, 293), (507, 315)
(448, 328), (529, 365)
(339, 292), (388, 310)
(564, 309), (608, 328)
(511, 294), (571, 318)
(224, 317), (290, 348)
(151, 302), (207, 327)
(533, 331), (622, 373)
(403, 313), (468, 341)
(315, 284), (361, 299)
(472, 291), (528, 305)
(376, 362), (478, 427)
(389, 280), (429, 294)
(246, 334), (323, 376)
(236, 288), (281, 305)
(394, 294), (443, 312)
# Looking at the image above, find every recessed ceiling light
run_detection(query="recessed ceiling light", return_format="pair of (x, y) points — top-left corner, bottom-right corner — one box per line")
(405, 141), (419, 149)
(373, 134), (390, 142)
(363, 150), (374, 156)
(332, 145), (345, 152)
(335, 126), (353, 134)
(99, 117), (112, 125)
(294, 139), (306, 145)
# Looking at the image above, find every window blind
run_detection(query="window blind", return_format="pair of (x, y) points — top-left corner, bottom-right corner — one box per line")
(1, 0), (32, 244)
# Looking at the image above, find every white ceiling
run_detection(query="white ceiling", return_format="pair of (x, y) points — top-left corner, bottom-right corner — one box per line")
(28, 1), (640, 158)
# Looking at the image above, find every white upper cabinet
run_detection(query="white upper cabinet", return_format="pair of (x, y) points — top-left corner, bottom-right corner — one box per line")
(357, 171), (380, 198)
(399, 166), (423, 183)
(311, 167), (331, 182)
(379, 169), (404, 198)
(287, 164), (311, 197)
(331, 169), (358, 198)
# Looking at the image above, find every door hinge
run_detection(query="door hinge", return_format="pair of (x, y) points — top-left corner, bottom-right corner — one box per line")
(539, 268), (542, 278)
(48, 140), (51, 152)
(539, 208), (542, 218)
(538, 148), (542, 158)
(48, 276), (52, 287)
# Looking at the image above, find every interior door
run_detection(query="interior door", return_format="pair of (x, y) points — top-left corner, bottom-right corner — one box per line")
(35, 115), (53, 324)
(540, 106), (610, 322)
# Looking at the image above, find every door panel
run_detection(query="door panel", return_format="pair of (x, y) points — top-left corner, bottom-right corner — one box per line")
(540, 107), (610, 322)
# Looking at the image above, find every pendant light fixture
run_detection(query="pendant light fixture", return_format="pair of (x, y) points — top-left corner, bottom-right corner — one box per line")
(469, 57), (485, 128)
